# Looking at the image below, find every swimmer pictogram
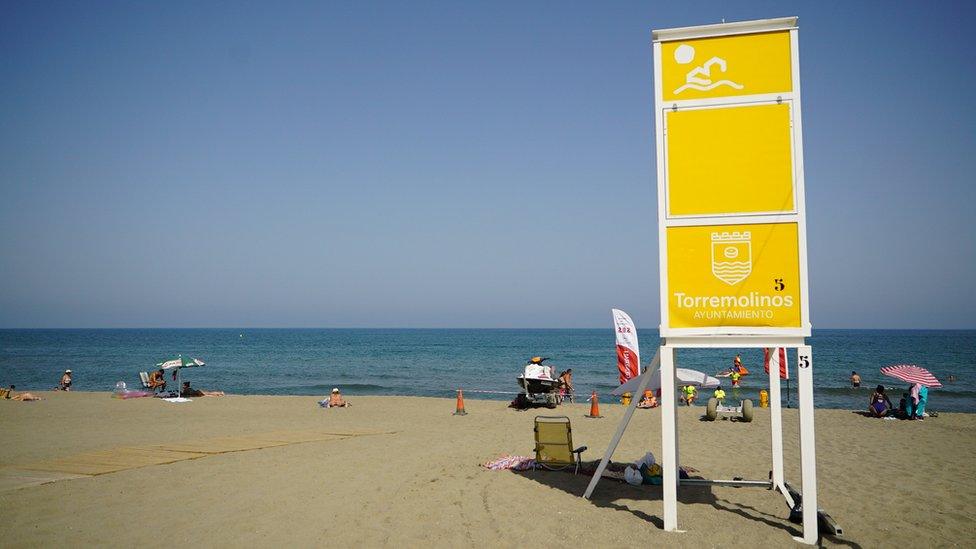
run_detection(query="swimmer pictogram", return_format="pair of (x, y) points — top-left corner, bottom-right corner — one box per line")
(673, 43), (744, 95)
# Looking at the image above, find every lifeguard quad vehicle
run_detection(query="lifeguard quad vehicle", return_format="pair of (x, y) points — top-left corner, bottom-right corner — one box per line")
(515, 357), (561, 408)
(705, 396), (754, 422)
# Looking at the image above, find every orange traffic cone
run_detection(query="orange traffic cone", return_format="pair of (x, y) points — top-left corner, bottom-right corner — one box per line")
(586, 391), (603, 418)
(453, 388), (468, 416)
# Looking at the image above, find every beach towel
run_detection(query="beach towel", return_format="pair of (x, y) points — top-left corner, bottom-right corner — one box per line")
(162, 397), (192, 403)
(481, 455), (536, 471)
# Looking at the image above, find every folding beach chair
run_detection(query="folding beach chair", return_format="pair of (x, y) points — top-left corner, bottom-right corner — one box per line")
(534, 416), (587, 474)
(139, 372), (162, 393)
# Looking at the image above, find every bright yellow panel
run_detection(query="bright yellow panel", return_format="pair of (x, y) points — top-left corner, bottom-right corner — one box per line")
(662, 31), (792, 101)
(666, 103), (794, 216)
(666, 223), (801, 329)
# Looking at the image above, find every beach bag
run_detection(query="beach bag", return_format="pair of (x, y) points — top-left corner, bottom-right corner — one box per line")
(624, 466), (643, 486)
(634, 452), (656, 469)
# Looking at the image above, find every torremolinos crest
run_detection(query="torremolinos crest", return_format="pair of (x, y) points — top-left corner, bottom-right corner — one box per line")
(711, 231), (752, 285)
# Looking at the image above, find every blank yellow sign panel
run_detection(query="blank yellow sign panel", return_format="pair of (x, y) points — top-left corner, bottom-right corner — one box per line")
(666, 222), (801, 329)
(666, 103), (794, 216)
(661, 31), (792, 101)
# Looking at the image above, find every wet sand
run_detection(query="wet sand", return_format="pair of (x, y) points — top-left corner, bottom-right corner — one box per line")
(2, 391), (974, 547)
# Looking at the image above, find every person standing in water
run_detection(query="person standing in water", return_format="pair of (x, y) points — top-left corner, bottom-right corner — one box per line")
(850, 371), (861, 388)
(730, 369), (742, 387)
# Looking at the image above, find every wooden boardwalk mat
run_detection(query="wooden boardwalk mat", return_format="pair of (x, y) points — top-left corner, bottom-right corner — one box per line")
(5, 429), (393, 490)
(151, 436), (291, 454)
(0, 468), (90, 492)
(19, 447), (208, 476)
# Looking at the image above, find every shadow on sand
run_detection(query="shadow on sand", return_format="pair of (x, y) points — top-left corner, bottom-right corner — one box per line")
(514, 468), (858, 547)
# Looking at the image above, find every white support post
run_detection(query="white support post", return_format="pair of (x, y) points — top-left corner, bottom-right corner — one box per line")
(660, 345), (680, 532)
(769, 349), (784, 488)
(794, 345), (818, 544)
(582, 350), (661, 500)
(672, 350), (680, 487)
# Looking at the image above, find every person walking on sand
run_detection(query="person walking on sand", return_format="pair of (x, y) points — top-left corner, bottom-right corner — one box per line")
(58, 370), (72, 391)
(682, 384), (697, 406)
(850, 371), (861, 388)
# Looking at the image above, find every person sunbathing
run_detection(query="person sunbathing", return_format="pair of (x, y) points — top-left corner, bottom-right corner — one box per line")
(637, 390), (658, 409)
(868, 385), (892, 417)
(180, 381), (224, 397)
(326, 387), (349, 408)
(6, 385), (41, 401)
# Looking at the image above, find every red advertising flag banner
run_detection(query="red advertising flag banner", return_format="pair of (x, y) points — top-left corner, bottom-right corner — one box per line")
(612, 309), (640, 384)
(763, 347), (789, 380)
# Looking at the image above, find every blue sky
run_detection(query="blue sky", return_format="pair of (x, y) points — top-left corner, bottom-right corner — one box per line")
(1, 1), (974, 329)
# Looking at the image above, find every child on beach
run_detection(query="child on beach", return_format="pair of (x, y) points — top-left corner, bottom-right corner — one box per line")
(637, 390), (658, 409)
(730, 370), (741, 387)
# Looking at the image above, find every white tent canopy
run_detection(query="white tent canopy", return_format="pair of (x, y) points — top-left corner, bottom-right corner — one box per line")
(611, 367), (719, 396)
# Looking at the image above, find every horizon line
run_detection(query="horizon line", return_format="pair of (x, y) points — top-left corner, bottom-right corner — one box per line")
(1, 326), (974, 331)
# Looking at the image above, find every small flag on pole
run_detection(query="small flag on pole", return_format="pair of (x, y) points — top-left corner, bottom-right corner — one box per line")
(763, 347), (788, 380)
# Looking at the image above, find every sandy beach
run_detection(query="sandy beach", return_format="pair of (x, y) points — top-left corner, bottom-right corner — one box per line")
(1, 392), (974, 547)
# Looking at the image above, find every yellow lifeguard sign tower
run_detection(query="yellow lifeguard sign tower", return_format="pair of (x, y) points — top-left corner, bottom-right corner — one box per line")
(584, 17), (827, 545)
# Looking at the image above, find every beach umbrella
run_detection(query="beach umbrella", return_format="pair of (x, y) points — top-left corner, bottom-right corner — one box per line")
(157, 356), (205, 370)
(880, 364), (942, 388)
(156, 355), (206, 397)
(612, 367), (720, 396)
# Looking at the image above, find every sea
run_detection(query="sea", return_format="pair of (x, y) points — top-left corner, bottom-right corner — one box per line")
(1, 329), (974, 412)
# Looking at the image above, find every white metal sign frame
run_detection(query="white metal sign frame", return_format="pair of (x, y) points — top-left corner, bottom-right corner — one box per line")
(586, 16), (821, 545)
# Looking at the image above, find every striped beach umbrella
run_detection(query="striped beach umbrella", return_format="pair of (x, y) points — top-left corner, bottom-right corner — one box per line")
(156, 356), (205, 370)
(156, 356), (205, 397)
(880, 364), (942, 388)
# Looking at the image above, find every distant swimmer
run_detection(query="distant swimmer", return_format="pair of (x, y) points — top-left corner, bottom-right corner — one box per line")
(850, 371), (861, 388)
(948, 374), (956, 383)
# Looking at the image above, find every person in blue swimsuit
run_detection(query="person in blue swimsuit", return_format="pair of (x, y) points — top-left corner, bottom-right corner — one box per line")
(868, 385), (892, 417)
